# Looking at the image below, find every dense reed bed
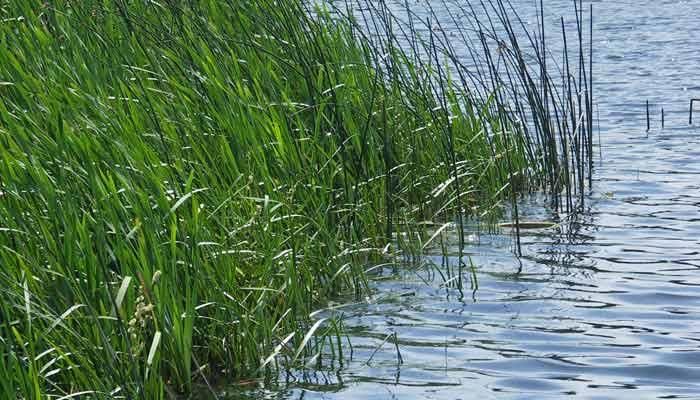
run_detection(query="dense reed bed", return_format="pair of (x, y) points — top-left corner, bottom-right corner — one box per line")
(0, 0), (592, 398)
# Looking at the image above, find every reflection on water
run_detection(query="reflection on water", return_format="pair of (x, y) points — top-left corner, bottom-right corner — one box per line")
(227, 0), (700, 398)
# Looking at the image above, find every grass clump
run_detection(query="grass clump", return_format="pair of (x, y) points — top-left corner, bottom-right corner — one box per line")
(0, 0), (590, 398)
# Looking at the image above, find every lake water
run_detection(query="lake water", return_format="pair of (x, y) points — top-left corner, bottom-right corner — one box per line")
(231, 1), (700, 398)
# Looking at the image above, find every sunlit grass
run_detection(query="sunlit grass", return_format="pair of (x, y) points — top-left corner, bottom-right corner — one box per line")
(0, 0), (591, 397)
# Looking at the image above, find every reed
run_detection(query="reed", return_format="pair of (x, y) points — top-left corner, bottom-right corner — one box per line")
(0, 0), (593, 397)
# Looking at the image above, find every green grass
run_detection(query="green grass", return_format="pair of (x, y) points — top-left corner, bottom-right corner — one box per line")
(0, 0), (589, 398)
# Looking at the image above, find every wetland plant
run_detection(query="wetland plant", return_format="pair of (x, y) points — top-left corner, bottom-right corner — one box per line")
(0, 0), (593, 397)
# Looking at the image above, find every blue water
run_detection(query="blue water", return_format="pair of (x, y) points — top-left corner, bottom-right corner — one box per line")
(227, 1), (700, 398)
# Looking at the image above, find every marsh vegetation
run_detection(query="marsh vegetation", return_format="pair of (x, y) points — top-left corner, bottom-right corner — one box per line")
(0, 0), (592, 397)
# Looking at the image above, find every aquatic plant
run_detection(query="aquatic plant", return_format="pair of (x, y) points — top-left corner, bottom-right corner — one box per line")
(0, 0), (592, 397)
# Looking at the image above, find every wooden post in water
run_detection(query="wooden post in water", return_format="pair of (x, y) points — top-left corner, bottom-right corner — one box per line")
(646, 100), (650, 131)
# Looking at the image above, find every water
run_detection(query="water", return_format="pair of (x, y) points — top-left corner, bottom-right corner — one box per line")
(230, 1), (700, 398)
